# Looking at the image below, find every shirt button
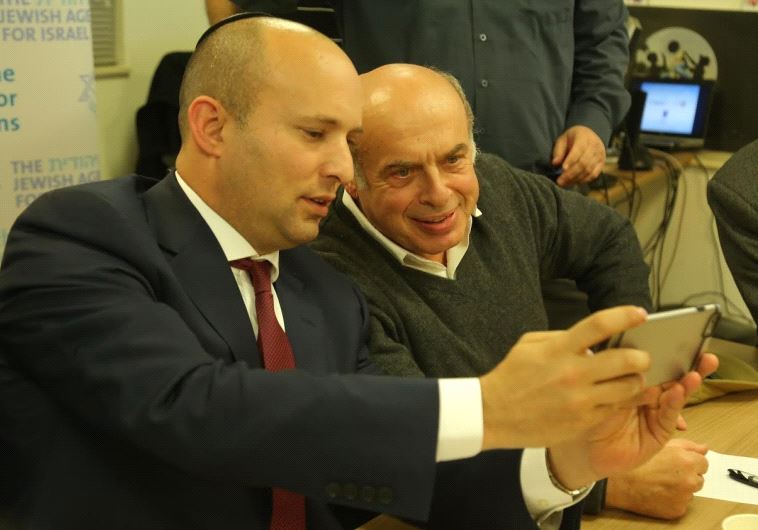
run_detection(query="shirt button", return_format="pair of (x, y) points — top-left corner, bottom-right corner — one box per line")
(479, 33), (487, 42)
(480, 79), (489, 88)
(343, 483), (358, 501)
(377, 486), (394, 505)
(360, 485), (377, 503)
(325, 482), (341, 499)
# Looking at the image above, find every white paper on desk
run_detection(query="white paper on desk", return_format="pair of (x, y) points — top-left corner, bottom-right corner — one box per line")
(695, 451), (758, 505)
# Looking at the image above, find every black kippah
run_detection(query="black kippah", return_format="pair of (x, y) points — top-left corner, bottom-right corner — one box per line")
(196, 12), (271, 48)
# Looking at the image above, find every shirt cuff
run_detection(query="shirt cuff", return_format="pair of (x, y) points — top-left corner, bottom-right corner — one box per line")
(520, 448), (592, 525)
(435, 378), (482, 462)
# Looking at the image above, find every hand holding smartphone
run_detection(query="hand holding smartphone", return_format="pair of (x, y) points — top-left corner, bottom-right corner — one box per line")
(605, 304), (721, 387)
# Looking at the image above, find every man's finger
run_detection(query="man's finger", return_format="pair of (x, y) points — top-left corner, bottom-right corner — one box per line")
(695, 352), (719, 379)
(516, 330), (561, 345)
(561, 143), (584, 172)
(668, 438), (708, 454)
(551, 134), (569, 166)
(557, 306), (648, 353)
(587, 348), (650, 383)
(577, 159), (604, 183)
(588, 372), (646, 406)
(654, 384), (687, 436)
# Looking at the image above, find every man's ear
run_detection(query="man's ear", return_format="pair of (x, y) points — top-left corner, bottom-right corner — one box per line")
(344, 180), (360, 199)
(186, 96), (229, 157)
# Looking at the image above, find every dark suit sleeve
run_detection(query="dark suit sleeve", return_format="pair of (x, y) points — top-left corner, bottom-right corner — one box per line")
(0, 185), (440, 520)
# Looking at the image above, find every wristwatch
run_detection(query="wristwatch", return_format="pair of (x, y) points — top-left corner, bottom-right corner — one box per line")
(545, 451), (594, 498)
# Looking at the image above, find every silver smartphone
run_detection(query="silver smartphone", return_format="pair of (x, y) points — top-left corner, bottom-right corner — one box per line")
(605, 304), (721, 387)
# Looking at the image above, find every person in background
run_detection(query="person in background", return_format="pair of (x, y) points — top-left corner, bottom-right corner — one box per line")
(215, 0), (630, 187)
(313, 63), (710, 521)
(205, 0), (238, 24)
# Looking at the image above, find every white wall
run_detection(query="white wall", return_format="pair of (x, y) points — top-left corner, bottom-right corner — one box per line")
(94, 1), (208, 180)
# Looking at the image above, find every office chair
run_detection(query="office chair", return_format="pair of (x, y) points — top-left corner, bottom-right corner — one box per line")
(135, 51), (192, 179)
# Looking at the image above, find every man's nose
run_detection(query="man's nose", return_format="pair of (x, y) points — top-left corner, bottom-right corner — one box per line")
(322, 138), (355, 185)
(419, 167), (452, 206)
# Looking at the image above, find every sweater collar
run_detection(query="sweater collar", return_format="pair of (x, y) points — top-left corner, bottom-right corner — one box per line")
(340, 190), (481, 279)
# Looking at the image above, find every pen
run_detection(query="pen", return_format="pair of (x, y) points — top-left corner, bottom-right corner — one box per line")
(728, 468), (758, 489)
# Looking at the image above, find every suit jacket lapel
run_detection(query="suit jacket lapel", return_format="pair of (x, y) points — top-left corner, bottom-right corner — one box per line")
(143, 174), (260, 365)
(276, 251), (325, 373)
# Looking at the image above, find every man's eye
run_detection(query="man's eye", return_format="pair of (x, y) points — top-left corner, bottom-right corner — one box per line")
(303, 129), (324, 139)
(392, 168), (411, 178)
(447, 155), (461, 165)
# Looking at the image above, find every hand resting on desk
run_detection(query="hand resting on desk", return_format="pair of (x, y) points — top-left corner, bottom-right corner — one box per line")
(605, 438), (709, 519)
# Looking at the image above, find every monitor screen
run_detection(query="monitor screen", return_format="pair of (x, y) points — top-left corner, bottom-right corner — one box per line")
(639, 81), (700, 135)
(630, 77), (715, 148)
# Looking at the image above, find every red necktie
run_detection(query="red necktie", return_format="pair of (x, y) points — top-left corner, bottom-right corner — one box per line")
(230, 258), (306, 530)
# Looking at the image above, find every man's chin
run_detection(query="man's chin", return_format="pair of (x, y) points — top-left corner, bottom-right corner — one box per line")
(285, 223), (321, 247)
(408, 242), (457, 263)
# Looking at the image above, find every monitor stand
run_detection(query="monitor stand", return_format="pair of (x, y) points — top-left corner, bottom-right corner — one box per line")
(618, 89), (653, 171)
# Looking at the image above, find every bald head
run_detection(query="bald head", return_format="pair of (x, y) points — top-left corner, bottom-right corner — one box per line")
(355, 64), (476, 186)
(178, 16), (344, 138)
(361, 64), (474, 133)
(175, 16), (362, 254)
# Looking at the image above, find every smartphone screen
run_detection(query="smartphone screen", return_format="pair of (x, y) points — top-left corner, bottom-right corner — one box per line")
(605, 304), (720, 387)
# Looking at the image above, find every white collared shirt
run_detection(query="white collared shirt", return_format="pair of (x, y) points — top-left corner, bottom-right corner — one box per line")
(341, 191), (480, 279)
(175, 172), (285, 337)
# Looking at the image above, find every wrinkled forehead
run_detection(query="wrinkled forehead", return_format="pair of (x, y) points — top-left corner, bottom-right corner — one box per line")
(363, 75), (467, 131)
(360, 93), (469, 160)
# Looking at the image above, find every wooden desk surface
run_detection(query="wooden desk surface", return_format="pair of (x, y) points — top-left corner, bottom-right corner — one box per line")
(583, 390), (758, 529)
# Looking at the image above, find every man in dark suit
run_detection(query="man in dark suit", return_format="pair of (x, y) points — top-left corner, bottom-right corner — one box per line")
(708, 139), (758, 326)
(0, 15), (715, 529)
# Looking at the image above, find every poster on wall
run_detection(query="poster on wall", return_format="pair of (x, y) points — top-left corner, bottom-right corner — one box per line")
(0, 0), (101, 259)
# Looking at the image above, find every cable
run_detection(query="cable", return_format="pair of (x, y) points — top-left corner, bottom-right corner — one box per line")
(636, 151), (680, 309)
(679, 291), (755, 327)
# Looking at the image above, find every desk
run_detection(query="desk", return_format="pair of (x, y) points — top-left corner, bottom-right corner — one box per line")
(588, 152), (693, 208)
(362, 391), (758, 530)
(583, 390), (758, 529)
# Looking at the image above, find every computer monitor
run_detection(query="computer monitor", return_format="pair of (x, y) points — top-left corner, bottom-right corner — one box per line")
(630, 77), (716, 149)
